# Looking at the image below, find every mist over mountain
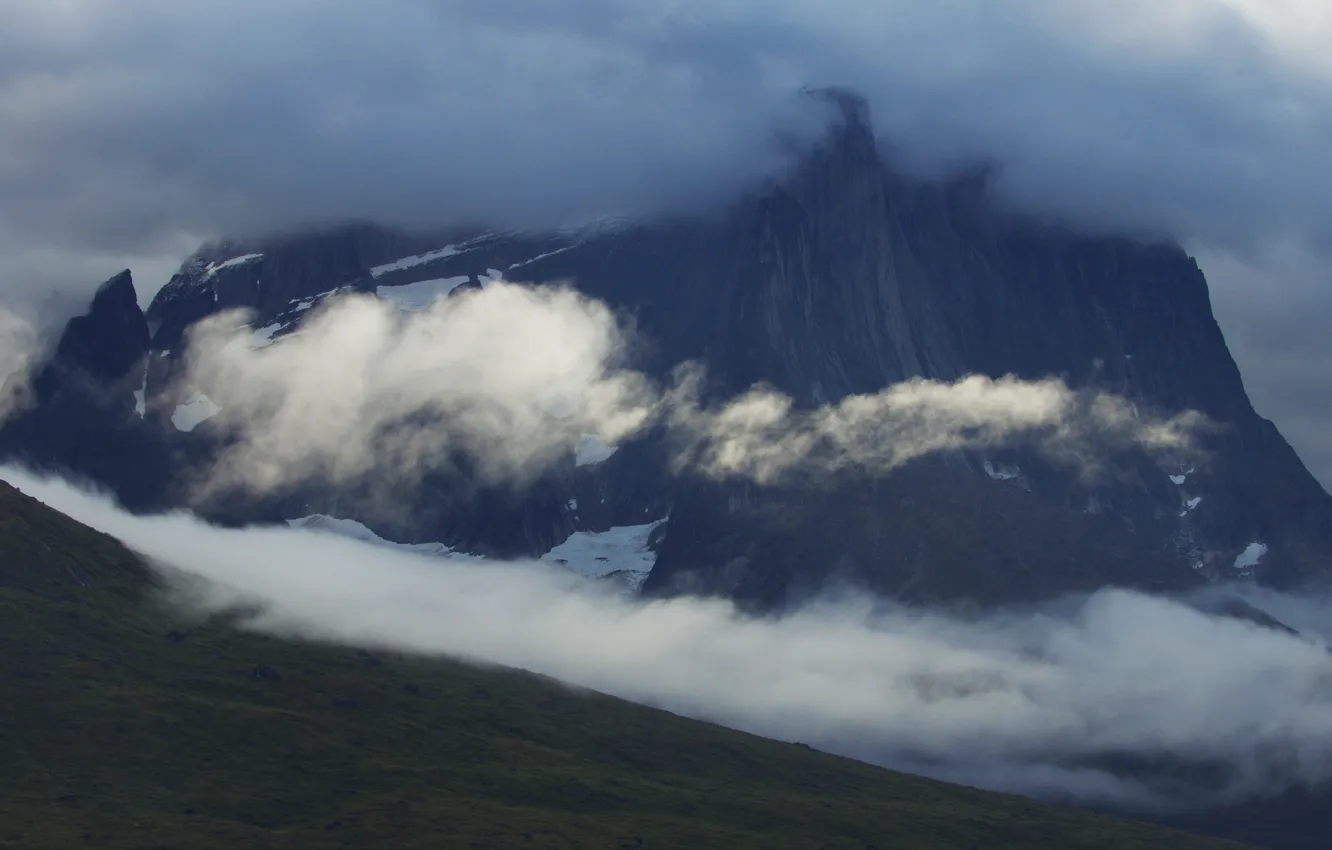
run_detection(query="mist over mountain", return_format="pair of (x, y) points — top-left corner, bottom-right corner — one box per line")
(13, 462), (1332, 818)
(4, 4), (1332, 848)
(5, 2), (1332, 487)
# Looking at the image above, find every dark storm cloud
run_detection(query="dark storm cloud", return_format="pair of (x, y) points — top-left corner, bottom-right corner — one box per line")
(1, 0), (1331, 477)
(5, 1), (1330, 253)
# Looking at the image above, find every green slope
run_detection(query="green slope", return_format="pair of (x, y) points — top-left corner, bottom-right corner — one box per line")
(0, 481), (1247, 849)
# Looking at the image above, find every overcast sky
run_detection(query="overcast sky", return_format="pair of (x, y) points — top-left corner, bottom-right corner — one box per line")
(2, 0), (1331, 482)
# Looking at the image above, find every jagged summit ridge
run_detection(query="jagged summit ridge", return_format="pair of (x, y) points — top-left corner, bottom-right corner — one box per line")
(54, 269), (149, 385)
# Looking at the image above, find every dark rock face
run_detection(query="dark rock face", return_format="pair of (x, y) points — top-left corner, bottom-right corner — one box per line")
(53, 270), (151, 384)
(623, 99), (1332, 600)
(0, 271), (174, 511)
(6, 92), (1331, 607)
(643, 464), (1200, 610)
(146, 223), (410, 352)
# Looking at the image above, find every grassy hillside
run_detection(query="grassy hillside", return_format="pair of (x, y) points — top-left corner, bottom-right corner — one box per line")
(0, 480), (1249, 849)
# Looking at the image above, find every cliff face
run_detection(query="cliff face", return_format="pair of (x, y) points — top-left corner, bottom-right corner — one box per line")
(7, 92), (1331, 606)
(628, 96), (1332, 600)
(0, 271), (174, 512)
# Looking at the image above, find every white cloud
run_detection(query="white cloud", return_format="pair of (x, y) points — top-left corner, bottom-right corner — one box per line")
(180, 283), (658, 496)
(670, 371), (1200, 484)
(176, 284), (1202, 497)
(9, 463), (1332, 811)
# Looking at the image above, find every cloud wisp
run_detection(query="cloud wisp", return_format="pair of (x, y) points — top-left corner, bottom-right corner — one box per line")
(669, 371), (1201, 485)
(182, 284), (658, 496)
(178, 283), (1203, 497)
(8, 463), (1332, 811)
(0, 308), (42, 420)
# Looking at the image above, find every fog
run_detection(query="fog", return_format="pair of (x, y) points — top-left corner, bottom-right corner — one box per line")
(8, 463), (1332, 812)
(180, 284), (1202, 497)
(4, 0), (1331, 300)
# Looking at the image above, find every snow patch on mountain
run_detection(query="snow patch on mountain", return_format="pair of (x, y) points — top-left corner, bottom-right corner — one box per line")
(370, 246), (459, 278)
(376, 276), (470, 310)
(249, 322), (284, 348)
(133, 365), (148, 418)
(540, 520), (664, 590)
(509, 245), (577, 271)
(285, 513), (663, 592)
(286, 514), (483, 561)
(171, 392), (222, 432)
(983, 460), (1021, 481)
(575, 435), (619, 466)
(204, 253), (263, 280)
(1180, 496), (1203, 516)
(1233, 542), (1269, 570)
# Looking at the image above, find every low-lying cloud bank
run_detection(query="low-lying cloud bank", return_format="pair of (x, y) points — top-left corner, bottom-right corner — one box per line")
(182, 283), (1203, 497)
(8, 464), (1332, 812)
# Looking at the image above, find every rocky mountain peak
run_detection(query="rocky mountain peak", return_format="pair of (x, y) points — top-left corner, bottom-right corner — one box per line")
(52, 269), (149, 385)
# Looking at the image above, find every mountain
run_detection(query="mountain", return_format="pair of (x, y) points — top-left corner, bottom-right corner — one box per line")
(0, 271), (175, 511)
(0, 478), (1250, 849)
(4, 88), (1332, 608)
